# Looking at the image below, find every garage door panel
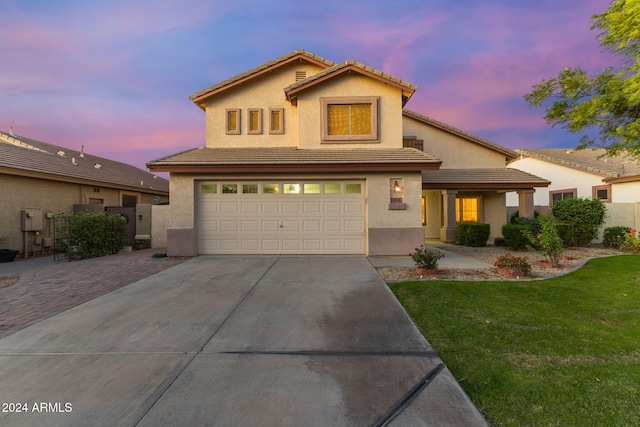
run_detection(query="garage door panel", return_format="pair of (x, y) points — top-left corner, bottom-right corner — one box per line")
(198, 181), (365, 254)
(241, 201), (259, 213)
(220, 201), (239, 213)
(261, 201), (280, 213)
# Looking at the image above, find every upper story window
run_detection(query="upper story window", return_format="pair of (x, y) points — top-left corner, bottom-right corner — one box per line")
(248, 108), (263, 134)
(321, 96), (379, 143)
(226, 108), (241, 135)
(269, 108), (284, 134)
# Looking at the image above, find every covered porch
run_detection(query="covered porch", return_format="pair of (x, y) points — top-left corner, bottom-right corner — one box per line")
(421, 169), (550, 243)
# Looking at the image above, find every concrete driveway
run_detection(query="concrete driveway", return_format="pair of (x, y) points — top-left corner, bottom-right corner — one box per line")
(0, 256), (486, 426)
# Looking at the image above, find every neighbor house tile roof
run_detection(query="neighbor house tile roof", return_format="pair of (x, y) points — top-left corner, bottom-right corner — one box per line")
(147, 147), (441, 173)
(0, 131), (169, 193)
(422, 168), (550, 189)
(515, 148), (640, 180)
(403, 109), (518, 159)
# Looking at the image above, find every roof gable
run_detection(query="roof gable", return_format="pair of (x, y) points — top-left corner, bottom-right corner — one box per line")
(189, 49), (335, 109)
(284, 60), (417, 106)
(403, 109), (517, 159)
(0, 131), (169, 193)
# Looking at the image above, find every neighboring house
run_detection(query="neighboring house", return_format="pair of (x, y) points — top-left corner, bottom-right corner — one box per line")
(507, 148), (640, 234)
(0, 130), (169, 257)
(148, 49), (548, 256)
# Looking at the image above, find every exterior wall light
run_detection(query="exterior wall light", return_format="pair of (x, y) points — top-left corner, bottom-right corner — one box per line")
(389, 178), (406, 210)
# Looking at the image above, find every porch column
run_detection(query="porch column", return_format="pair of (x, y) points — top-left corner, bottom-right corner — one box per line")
(517, 189), (535, 218)
(440, 190), (458, 243)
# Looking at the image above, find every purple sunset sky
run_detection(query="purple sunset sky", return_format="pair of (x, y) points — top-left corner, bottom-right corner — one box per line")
(1, 0), (615, 173)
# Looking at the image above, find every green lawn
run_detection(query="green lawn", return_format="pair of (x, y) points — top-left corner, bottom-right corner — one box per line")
(389, 255), (640, 426)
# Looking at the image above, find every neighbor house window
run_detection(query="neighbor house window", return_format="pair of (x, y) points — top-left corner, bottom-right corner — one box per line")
(226, 108), (241, 135)
(550, 189), (576, 204)
(321, 96), (378, 142)
(592, 184), (611, 203)
(248, 109), (262, 134)
(269, 108), (284, 134)
(455, 196), (480, 223)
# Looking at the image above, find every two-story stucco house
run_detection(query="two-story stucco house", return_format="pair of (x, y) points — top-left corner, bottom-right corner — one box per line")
(148, 50), (548, 256)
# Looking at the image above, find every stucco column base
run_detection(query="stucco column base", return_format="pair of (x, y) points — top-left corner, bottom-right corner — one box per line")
(440, 226), (457, 243)
(517, 189), (536, 218)
(166, 227), (196, 257)
(368, 227), (425, 256)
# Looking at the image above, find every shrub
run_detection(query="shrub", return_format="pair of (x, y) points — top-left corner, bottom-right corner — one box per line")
(493, 254), (532, 276)
(603, 226), (632, 248)
(456, 223), (490, 247)
(501, 224), (530, 250)
(411, 245), (444, 270)
(555, 222), (574, 247)
(551, 198), (606, 246)
(522, 215), (564, 267)
(620, 230), (640, 253)
(511, 216), (542, 236)
(56, 212), (126, 261)
(494, 237), (506, 247)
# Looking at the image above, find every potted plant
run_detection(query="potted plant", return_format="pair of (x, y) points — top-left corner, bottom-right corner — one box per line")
(493, 253), (531, 278)
(411, 245), (444, 274)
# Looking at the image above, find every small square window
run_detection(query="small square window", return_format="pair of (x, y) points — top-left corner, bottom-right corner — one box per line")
(283, 183), (300, 194)
(263, 183), (279, 194)
(592, 185), (611, 203)
(248, 109), (262, 134)
(243, 184), (258, 194)
(324, 183), (340, 194)
(303, 183), (320, 194)
(201, 183), (217, 194)
(226, 109), (240, 135)
(269, 108), (284, 134)
(222, 184), (238, 194)
(345, 183), (362, 194)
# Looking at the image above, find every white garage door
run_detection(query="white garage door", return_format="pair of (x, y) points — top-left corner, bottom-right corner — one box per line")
(197, 181), (366, 254)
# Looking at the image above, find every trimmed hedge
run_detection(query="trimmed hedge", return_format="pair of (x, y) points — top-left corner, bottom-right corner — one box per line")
(56, 212), (126, 261)
(457, 223), (490, 247)
(501, 224), (530, 250)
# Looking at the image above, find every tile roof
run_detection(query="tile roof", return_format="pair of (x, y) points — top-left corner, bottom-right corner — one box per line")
(516, 148), (640, 179)
(189, 49), (335, 107)
(422, 168), (550, 189)
(147, 147), (441, 172)
(0, 131), (169, 193)
(403, 109), (518, 159)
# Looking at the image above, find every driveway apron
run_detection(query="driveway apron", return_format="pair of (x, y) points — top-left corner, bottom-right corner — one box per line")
(0, 256), (486, 426)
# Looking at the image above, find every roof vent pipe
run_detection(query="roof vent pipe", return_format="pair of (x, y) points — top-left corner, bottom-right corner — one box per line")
(80, 145), (85, 158)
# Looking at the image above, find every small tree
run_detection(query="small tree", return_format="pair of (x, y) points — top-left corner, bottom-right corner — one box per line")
(522, 215), (564, 267)
(551, 198), (606, 246)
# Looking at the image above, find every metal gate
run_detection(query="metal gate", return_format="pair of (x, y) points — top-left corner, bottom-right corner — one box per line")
(105, 206), (136, 248)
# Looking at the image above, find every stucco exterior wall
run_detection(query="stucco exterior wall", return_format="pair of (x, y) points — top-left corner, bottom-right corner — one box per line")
(204, 62), (326, 148)
(295, 74), (404, 149)
(611, 181), (640, 203)
(506, 157), (605, 206)
(402, 116), (508, 168)
(151, 204), (170, 248)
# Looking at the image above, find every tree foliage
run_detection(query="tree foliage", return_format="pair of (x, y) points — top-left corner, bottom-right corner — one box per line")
(524, 0), (640, 158)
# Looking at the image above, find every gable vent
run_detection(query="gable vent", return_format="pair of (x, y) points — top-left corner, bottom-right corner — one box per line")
(295, 71), (306, 81)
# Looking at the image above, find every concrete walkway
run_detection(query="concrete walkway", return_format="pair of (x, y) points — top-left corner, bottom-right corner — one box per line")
(0, 253), (486, 426)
